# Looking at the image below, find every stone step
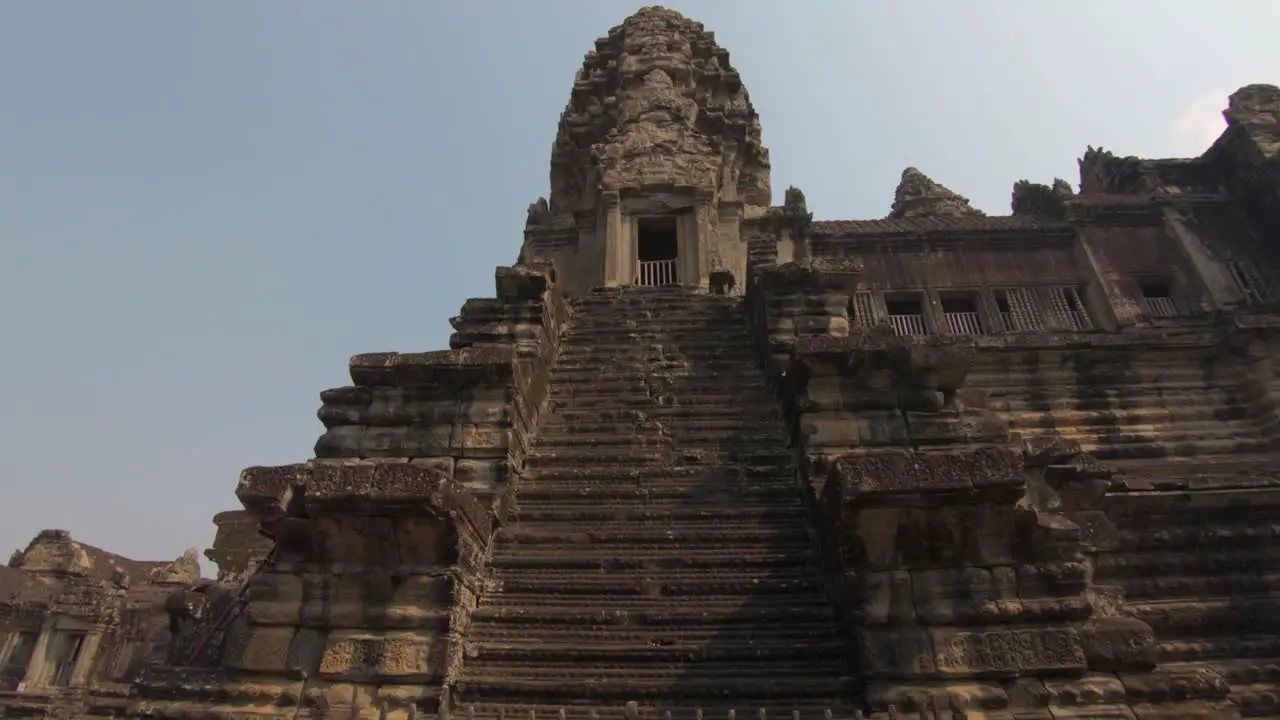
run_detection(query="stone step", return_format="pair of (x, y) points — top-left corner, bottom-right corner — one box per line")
(489, 548), (816, 573)
(492, 538), (818, 562)
(551, 369), (766, 384)
(479, 592), (832, 613)
(509, 504), (806, 524)
(1078, 435), (1274, 461)
(546, 379), (769, 395)
(570, 294), (741, 309)
(452, 701), (858, 720)
(532, 432), (788, 450)
(546, 406), (783, 424)
(988, 386), (1249, 409)
(487, 580), (826, 600)
(521, 463), (794, 482)
(510, 493), (805, 514)
(557, 346), (758, 361)
(1008, 418), (1264, 441)
(472, 598), (837, 625)
(968, 367), (1242, 384)
(535, 428), (785, 447)
(465, 621), (843, 646)
(459, 661), (853, 686)
(464, 639), (846, 664)
(526, 448), (670, 467)
(549, 393), (779, 411)
(489, 567), (824, 594)
(554, 359), (764, 374)
(561, 333), (755, 347)
(454, 670), (855, 702)
(1127, 597), (1280, 637)
(530, 433), (675, 449)
(539, 417), (783, 435)
(496, 521), (812, 546)
(514, 474), (793, 497)
(999, 404), (1257, 427)
(1112, 570), (1280, 602)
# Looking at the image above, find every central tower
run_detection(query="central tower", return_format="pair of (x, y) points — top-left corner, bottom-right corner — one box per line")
(522, 6), (772, 295)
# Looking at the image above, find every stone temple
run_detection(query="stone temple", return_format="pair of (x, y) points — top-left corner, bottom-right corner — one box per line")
(5, 5), (1280, 719)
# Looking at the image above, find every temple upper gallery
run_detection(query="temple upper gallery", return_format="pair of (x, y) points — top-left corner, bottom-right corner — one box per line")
(4, 6), (1280, 720)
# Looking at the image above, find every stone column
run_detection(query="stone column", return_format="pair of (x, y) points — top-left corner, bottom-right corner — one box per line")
(20, 617), (55, 688)
(691, 200), (714, 290)
(67, 627), (104, 687)
(601, 191), (625, 287)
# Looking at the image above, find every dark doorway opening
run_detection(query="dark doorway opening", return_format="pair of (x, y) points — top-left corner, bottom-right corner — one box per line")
(636, 216), (679, 286)
(637, 216), (679, 262)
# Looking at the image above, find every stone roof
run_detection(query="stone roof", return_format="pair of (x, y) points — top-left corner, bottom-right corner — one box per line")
(9, 529), (193, 587)
(810, 214), (1052, 237)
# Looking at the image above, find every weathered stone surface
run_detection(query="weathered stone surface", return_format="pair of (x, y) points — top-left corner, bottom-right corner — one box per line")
(8, 7), (1280, 719)
(889, 167), (985, 220)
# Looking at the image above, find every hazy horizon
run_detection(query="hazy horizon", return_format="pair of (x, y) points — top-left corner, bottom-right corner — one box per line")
(1, 1), (1275, 573)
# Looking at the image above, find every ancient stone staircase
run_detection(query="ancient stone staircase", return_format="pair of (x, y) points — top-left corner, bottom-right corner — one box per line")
(454, 287), (857, 720)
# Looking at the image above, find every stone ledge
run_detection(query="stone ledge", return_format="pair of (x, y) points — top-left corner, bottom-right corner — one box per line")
(829, 446), (1024, 501)
(749, 259), (863, 293)
(349, 347), (517, 387)
(236, 461), (490, 540)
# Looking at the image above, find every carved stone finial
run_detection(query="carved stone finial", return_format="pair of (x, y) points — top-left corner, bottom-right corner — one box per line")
(782, 185), (808, 215)
(1011, 178), (1074, 218)
(525, 196), (551, 228)
(1077, 145), (1143, 195)
(149, 547), (203, 584)
(888, 167), (984, 219)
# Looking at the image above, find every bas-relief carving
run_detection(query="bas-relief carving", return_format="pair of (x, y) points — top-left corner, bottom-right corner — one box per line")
(931, 627), (1087, 676)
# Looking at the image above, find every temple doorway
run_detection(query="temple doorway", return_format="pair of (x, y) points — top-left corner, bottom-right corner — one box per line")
(635, 216), (679, 286)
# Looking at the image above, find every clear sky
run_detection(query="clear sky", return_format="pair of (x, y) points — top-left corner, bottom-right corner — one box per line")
(0, 2), (1274, 571)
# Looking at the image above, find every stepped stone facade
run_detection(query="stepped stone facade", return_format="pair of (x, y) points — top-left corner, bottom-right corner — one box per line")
(3, 6), (1280, 719)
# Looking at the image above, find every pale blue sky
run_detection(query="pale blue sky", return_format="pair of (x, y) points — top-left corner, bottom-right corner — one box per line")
(0, 2), (1273, 570)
